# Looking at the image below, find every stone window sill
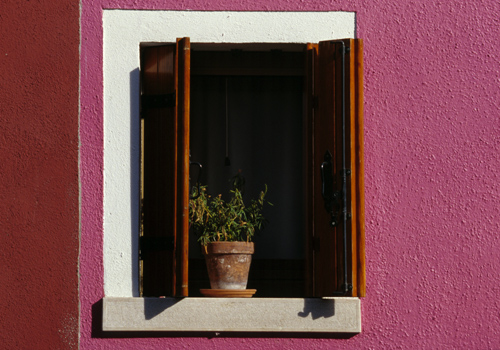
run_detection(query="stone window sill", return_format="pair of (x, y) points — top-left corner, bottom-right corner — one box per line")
(102, 297), (361, 333)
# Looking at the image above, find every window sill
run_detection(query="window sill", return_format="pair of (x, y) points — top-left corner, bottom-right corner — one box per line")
(102, 297), (361, 333)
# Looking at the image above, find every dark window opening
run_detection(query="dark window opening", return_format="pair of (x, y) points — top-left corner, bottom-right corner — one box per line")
(189, 47), (306, 297)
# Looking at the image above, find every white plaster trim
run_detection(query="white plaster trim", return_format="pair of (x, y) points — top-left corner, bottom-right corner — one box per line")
(103, 297), (361, 333)
(103, 10), (355, 297)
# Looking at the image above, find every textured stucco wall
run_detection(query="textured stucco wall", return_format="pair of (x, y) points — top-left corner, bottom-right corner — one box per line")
(80, 0), (500, 349)
(0, 0), (80, 349)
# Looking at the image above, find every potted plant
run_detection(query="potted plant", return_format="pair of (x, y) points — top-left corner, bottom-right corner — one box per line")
(189, 174), (271, 297)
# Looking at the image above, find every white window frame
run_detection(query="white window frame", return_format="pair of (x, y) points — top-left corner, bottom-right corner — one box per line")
(103, 10), (361, 333)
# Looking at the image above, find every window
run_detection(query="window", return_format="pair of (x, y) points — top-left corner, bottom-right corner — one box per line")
(139, 38), (365, 299)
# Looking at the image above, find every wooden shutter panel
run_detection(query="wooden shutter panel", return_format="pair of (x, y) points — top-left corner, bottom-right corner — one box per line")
(141, 38), (191, 297)
(306, 39), (365, 297)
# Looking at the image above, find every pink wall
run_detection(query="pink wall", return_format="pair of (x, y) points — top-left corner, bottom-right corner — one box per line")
(0, 0), (80, 349)
(81, 1), (500, 349)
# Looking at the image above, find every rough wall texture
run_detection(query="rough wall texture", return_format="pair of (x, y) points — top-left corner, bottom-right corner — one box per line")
(0, 0), (80, 349)
(80, 0), (500, 349)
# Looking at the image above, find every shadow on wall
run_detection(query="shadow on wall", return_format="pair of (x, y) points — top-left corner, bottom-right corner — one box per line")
(144, 297), (181, 320)
(298, 298), (335, 319)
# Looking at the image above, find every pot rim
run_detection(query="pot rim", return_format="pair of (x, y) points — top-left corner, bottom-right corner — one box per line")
(202, 241), (254, 255)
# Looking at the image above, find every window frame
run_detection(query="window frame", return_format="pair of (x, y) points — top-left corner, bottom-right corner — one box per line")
(139, 39), (365, 298)
(102, 10), (362, 334)
(103, 9), (356, 298)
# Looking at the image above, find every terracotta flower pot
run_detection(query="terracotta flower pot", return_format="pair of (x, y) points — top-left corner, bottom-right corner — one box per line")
(202, 241), (254, 290)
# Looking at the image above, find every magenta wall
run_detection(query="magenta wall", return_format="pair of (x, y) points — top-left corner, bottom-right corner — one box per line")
(0, 0), (80, 349)
(81, 0), (500, 349)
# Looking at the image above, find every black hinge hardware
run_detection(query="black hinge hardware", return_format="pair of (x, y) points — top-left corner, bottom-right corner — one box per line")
(342, 168), (352, 222)
(339, 46), (350, 55)
(141, 92), (176, 111)
(330, 283), (353, 296)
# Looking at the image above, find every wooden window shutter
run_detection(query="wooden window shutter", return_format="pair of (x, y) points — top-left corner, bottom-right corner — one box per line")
(140, 38), (191, 297)
(306, 39), (365, 297)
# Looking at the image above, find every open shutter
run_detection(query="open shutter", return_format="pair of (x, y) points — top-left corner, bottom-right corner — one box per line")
(306, 39), (365, 297)
(140, 38), (191, 297)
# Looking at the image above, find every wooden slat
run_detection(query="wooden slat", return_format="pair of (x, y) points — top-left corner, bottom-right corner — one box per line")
(333, 41), (346, 294)
(175, 37), (190, 297)
(304, 43), (317, 297)
(354, 39), (366, 297)
(344, 39), (358, 297)
(343, 38), (365, 297)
